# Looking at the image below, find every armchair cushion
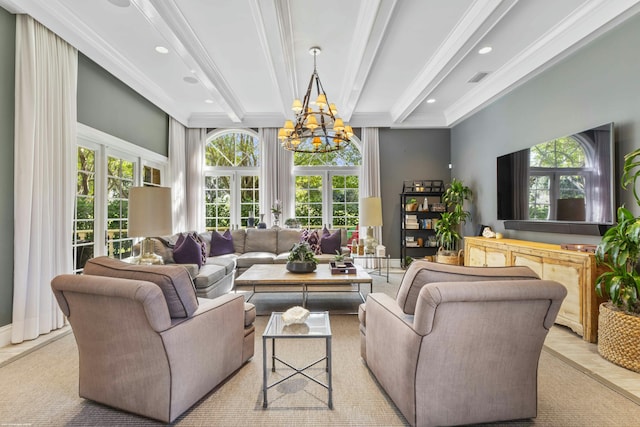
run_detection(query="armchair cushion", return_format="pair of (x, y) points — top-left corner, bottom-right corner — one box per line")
(396, 260), (539, 314)
(83, 256), (198, 318)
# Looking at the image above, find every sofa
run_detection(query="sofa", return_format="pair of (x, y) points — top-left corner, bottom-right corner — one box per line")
(51, 256), (256, 423)
(141, 228), (351, 299)
(358, 261), (567, 427)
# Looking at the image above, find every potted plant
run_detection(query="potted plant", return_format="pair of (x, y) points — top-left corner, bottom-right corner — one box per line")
(595, 148), (640, 373)
(434, 178), (472, 265)
(286, 242), (318, 273)
(284, 218), (300, 229)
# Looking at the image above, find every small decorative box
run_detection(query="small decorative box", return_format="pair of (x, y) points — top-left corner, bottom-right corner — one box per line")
(330, 262), (357, 274)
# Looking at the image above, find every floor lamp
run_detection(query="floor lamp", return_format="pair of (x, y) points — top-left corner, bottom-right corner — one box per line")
(360, 197), (383, 255)
(128, 186), (173, 264)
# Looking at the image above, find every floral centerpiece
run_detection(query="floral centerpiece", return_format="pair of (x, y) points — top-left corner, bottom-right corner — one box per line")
(286, 242), (317, 273)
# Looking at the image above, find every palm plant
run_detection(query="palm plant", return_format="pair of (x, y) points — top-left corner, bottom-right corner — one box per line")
(434, 179), (472, 252)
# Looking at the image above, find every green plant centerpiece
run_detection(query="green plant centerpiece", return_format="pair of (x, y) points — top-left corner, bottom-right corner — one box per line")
(286, 242), (318, 273)
(434, 178), (472, 264)
(595, 148), (640, 372)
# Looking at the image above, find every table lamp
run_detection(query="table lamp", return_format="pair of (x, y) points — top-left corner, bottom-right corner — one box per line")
(128, 186), (173, 264)
(360, 197), (383, 255)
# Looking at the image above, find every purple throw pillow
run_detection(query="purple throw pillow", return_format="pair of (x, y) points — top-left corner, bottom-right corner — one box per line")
(300, 229), (322, 255)
(173, 233), (204, 267)
(320, 229), (341, 254)
(210, 230), (235, 256)
(191, 232), (207, 265)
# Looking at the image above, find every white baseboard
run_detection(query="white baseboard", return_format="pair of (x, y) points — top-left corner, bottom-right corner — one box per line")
(0, 324), (12, 348)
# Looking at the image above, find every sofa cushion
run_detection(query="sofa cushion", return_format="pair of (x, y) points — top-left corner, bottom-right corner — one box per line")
(192, 264), (227, 290)
(231, 229), (246, 253)
(83, 256), (198, 318)
(300, 229), (322, 255)
(277, 229), (303, 254)
(320, 228), (342, 255)
(237, 252), (277, 268)
(210, 229), (235, 256)
(173, 233), (204, 267)
(245, 229), (278, 253)
(206, 255), (237, 275)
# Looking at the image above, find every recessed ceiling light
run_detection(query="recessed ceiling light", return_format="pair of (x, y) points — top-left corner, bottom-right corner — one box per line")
(205, 99), (214, 104)
(108, 0), (131, 7)
(478, 46), (493, 55)
(155, 46), (169, 54)
(426, 98), (436, 104)
(183, 76), (198, 84)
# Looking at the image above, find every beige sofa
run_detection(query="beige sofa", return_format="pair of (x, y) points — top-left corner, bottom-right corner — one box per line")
(147, 228), (350, 299)
(359, 261), (567, 427)
(51, 257), (256, 423)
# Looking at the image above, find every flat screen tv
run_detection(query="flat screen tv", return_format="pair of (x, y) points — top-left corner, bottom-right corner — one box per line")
(497, 123), (615, 235)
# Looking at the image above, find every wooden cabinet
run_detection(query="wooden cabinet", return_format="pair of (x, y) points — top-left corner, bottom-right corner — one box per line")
(464, 236), (606, 343)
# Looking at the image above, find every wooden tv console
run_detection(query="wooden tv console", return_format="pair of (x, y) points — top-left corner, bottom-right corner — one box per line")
(464, 236), (606, 343)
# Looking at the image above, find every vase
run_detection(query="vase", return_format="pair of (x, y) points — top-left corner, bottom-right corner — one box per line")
(286, 261), (316, 274)
(272, 213), (280, 229)
(247, 213), (255, 228)
(597, 302), (640, 373)
(258, 213), (267, 229)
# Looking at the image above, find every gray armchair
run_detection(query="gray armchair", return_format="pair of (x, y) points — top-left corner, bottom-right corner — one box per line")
(51, 257), (255, 423)
(359, 261), (566, 427)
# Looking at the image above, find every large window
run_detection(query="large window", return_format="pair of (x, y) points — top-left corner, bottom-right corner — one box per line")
(293, 141), (361, 229)
(204, 130), (260, 230)
(72, 124), (168, 272)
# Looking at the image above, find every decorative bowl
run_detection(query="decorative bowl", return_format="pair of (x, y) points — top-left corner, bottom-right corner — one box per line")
(286, 261), (316, 274)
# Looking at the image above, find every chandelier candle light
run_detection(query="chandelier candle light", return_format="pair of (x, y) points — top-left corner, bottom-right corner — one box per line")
(279, 47), (354, 153)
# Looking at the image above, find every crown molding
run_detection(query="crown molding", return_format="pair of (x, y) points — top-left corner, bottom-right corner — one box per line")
(0, 0), (23, 13)
(390, 0), (515, 124)
(445, 0), (640, 126)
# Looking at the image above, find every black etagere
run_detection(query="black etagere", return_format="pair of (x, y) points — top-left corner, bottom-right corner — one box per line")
(400, 180), (445, 267)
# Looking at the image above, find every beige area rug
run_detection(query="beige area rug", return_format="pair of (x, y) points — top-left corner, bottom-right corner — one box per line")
(1, 273), (640, 426)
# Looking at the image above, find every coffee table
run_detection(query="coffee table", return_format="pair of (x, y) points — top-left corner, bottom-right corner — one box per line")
(235, 264), (373, 307)
(262, 311), (332, 408)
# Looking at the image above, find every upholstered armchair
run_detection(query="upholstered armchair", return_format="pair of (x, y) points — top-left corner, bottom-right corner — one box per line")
(359, 261), (566, 427)
(51, 257), (255, 423)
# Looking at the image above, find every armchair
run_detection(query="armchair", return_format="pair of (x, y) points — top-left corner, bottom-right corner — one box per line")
(51, 258), (255, 423)
(359, 261), (566, 427)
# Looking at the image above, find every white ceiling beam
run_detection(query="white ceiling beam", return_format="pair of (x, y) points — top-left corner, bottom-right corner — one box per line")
(249, 0), (297, 118)
(139, 0), (244, 123)
(445, 0), (640, 126)
(338, 0), (398, 122)
(390, 0), (516, 124)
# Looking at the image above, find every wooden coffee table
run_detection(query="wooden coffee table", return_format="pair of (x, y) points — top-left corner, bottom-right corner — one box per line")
(235, 264), (373, 307)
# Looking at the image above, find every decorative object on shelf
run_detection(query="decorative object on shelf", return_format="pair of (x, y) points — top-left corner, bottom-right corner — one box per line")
(482, 226), (496, 238)
(376, 245), (386, 257)
(258, 213), (267, 229)
(286, 242), (318, 273)
(278, 47), (354, 153)
(360, 197), (383, 254)
(595, 147), (640, 372)
(271, 200), (282, 229)
(281, 306), (310, 325)
(434, 178), (472, 265)
(128, 186), (173, 265)
(405, 198), (418, 211)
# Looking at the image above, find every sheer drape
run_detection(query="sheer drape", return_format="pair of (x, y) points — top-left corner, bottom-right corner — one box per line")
(259, 128), (293, 225)
(12, 15), (77, 343)
(186, 128), (206, 232)
(360, 128), (382, 245)
(169, 117), (186, 232)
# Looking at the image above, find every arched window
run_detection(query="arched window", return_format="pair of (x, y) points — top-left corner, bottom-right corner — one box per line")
(204, 129), (260, 230)
(292, 140), (362, 229)
(528, 136), (591, 220)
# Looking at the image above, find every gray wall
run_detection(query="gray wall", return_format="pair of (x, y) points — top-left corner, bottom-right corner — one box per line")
(77, 53), (168, 156)
(379, 128), (451, 258)
(451, 12), (640, 246)
(0, 8), (15, 327)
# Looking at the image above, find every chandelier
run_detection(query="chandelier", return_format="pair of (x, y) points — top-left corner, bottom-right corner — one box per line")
(278, 47), (354, 153)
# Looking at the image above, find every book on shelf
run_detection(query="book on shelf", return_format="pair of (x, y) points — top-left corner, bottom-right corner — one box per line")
(405, 242), (420, 247)
(403, 223), (419, 229)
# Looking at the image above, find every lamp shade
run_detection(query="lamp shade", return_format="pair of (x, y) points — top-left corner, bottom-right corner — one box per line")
(360, 197), (383, 227)
(128, 186), (173, 237)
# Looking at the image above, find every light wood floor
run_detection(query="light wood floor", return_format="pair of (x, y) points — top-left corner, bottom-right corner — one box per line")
(2, 320), (639, 407)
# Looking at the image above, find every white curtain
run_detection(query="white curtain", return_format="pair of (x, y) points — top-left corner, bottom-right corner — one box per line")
(12, 15), (77, 343)
(186, 128), (206, 232)
(259, 128), (293, 225)
(360, 128), (382, 245)
(169, 117), (187, 232)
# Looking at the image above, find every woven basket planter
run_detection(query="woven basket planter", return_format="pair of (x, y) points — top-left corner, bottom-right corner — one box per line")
(598, 302), (640, 373)
(436, 248), (463, 266)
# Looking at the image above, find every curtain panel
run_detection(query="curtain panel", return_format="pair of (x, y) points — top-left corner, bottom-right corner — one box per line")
(13, 15), (77, 343)
(169, 117), (187, 232)
(360, 128), (382, 245)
